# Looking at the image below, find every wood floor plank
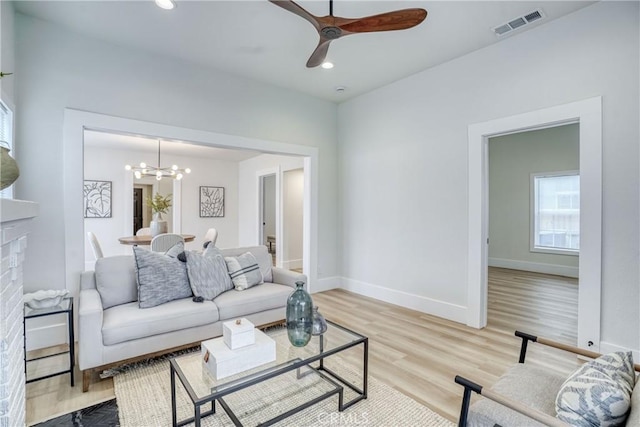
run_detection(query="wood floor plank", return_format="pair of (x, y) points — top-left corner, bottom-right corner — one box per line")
(25, 267), (579, 425)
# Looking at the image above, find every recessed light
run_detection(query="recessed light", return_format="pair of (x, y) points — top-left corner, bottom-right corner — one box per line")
(155, 0), (176, 10)
(335, 86), (346, 93)
(321, 62), (334, 69)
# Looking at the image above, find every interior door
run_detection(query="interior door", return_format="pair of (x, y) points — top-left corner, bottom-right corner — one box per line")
(133, 188), (143, 233)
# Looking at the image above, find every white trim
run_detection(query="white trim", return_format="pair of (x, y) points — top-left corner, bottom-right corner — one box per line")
(282, 258), (303, 270)
(311, 276), (341, 293)
(25, 323), (68, 352)
(468, 96), (602, 351)
(342, 277), (467, 324)
(64, 109), (319, 298)
(488, 257), (579, 279)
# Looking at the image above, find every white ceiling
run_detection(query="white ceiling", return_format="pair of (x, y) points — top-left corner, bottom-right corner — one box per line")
(84, 130), (262, 162)
(14, 0), (596, 102)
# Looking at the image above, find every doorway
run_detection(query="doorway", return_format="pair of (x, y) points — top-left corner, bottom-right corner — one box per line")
(487, 124), (579, 344)
(260, 174), (277, 265)
(282, 168), (304, 273)
(467, 96), (602, 352)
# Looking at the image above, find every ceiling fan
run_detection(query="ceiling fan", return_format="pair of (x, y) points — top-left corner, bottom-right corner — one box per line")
(269, 0), (428, 68)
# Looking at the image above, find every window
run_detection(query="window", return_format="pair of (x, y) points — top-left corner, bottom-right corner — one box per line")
(0, 98), (14, 198)
(531, 171), (579, 254)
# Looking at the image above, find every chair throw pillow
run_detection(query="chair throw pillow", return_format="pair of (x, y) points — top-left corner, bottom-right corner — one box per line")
(225, 252), (263, 291)
(556, 351), (635, 426)
(133, 245), (192, 308)
(183, 246), (233, 300)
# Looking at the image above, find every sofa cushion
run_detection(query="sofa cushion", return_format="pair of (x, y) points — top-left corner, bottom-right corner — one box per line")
(213, 283), (292, 320)
(468, 364), (566, 426)
(556, 351), (635, 426)
(221, 246), (273, 283)
(102, 297), (219, 346)
(225, 252), (263, 291)
(133, 245), (192, 308)
(184, 246), (233, 300)
(95, 255), (137, 309)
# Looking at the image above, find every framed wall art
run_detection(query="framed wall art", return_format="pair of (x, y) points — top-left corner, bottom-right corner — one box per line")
(200, 186), (225, 217)
(84, 180), (112, 218)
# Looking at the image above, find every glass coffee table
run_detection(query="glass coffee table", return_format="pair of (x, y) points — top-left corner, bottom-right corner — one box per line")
(170, 320), (368, 427)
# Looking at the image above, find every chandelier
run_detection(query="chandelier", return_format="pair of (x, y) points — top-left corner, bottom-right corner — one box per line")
(125, 140), (191, 181)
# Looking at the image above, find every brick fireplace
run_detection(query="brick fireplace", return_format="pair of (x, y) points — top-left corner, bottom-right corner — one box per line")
(0, 200), (38, 427)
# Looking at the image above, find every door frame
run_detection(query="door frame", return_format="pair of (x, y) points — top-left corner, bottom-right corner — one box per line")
(467, 96), (602, 351)
(64, 108), (318, 296)
(257, 168), (280, 267)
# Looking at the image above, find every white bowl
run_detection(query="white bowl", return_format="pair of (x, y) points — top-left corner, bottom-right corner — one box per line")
(24, 290), (69, 309)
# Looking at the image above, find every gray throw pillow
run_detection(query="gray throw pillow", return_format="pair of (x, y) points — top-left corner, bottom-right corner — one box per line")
(184, 246), (233, 300)
(556, 351), (635, 426)
(95, 255), (137, 309)
(225, 252), (264, 291)
(133, 246), (192, 308)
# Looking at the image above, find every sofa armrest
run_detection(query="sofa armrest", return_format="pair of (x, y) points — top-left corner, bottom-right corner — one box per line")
(80, 270), (97, 291)
(455, 375), (569, 427)
(271, 267), (307, 289)
(78, 288), (104, 371)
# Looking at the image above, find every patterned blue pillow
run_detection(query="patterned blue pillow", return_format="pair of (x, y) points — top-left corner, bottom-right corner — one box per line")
(556, 351), (635, 426)
(184, 246), (233, 299)
(133, 245), (192, 308)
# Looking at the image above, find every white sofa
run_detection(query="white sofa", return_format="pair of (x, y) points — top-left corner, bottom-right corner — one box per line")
(78, 245), (306, 392)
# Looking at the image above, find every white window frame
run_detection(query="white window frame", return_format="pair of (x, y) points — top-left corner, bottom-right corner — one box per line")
(0, 95), (15, 199)
(530, 170), (580, 256)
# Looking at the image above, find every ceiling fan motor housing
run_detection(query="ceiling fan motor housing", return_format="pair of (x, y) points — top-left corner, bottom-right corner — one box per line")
(321, 26), (342, 39)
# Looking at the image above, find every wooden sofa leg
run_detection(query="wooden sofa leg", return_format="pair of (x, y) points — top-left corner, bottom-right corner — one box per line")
(82, 370), (91, 393)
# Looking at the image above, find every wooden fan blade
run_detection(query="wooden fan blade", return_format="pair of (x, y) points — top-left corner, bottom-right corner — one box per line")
(269, 0), (321, 31)
(338, 9), (427, 34)
(306, 38), (332, 68)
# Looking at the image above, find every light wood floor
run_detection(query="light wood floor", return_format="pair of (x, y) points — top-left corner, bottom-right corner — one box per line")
(25, 267), (579, 425)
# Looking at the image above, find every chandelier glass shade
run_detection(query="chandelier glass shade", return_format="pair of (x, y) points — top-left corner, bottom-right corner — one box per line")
(125, 140), (191, 181)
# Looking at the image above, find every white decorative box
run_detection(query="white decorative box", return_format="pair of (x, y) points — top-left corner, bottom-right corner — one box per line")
(201, 329), (276, 380)
(223, 318), (255, 350)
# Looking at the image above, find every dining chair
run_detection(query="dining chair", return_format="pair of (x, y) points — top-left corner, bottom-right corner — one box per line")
(136, 227), (151, 236)
(87, 231), (104, 259)
(203, 228), (218, 248)
(150, 233), (184, 252)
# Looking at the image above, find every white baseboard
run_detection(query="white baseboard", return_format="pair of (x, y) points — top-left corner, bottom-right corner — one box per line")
(341, 277), (467, 324)
(282, 259), (303, 270)
(489, 257), (579, 278)
(599, 341), (640, 362)
(26, 323), (68, 351)
(311, 276), (341, 293)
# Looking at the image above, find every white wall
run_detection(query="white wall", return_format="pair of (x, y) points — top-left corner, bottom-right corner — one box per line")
(14, 14), (338, 298)
(489, 124), (580, 277)
(283, 168), (304, 269)
(83, 145), (240, 268)
(338, 2), (639, 351)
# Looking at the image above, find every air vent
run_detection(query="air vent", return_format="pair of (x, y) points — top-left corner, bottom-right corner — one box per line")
(492, 9), (545, 37)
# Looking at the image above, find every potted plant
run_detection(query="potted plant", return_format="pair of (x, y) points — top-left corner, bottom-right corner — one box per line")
(147, 192), (172, 236)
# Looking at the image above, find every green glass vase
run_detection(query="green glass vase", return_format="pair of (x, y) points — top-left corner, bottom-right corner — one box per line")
(286, 281), (313, 347)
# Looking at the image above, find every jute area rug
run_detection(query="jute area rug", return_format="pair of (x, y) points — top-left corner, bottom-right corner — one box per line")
(114, 352), (454, 427)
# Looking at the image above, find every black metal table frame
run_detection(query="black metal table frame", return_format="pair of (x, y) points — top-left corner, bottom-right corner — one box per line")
(170, 321), (368, 427)
(23, 297), (75, 387)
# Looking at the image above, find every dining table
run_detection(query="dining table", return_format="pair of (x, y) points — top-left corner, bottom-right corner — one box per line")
(118, 234), (196, 246)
